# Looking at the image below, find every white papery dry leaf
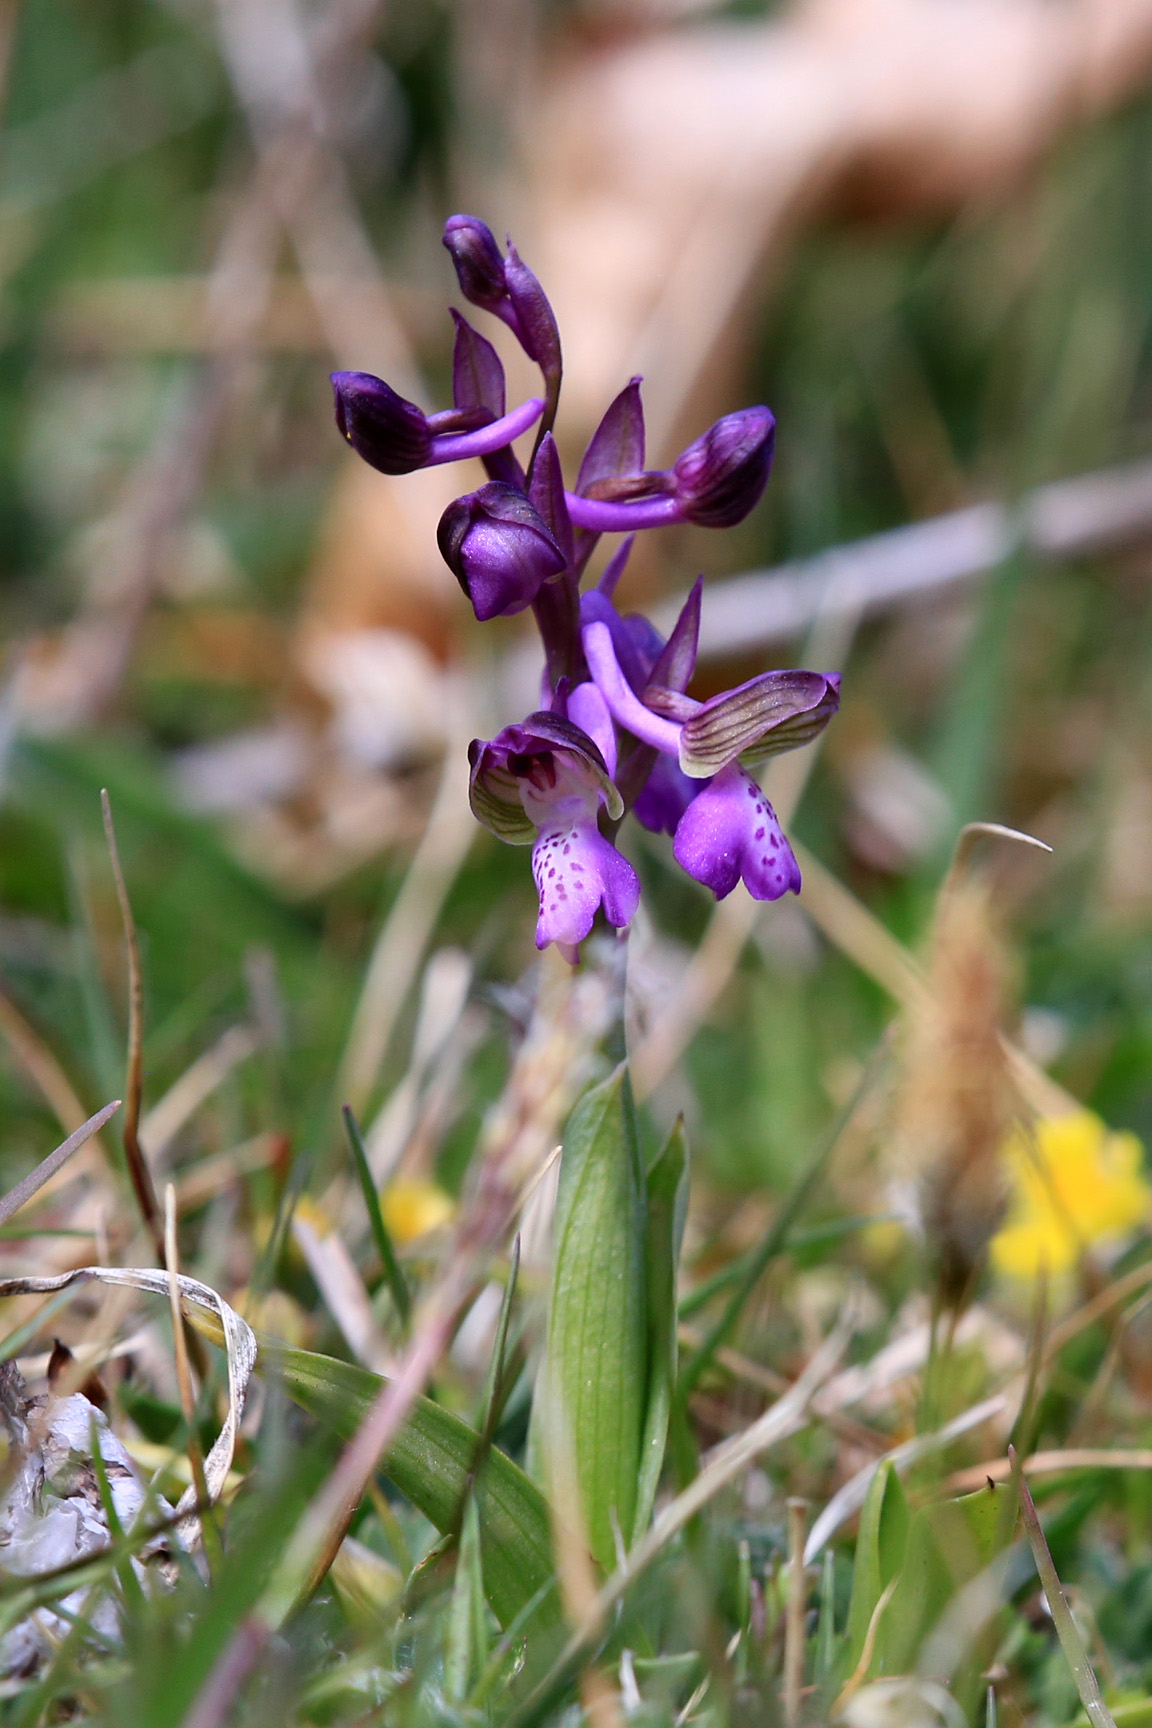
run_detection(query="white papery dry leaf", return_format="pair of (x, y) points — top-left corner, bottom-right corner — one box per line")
(0, 1358), (180, 1676)
(0, 1265), (257, 1545)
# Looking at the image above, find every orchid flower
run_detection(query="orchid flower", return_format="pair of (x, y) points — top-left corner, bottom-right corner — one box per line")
(332, 213), (843, 953)
(468, 715), (639, 958)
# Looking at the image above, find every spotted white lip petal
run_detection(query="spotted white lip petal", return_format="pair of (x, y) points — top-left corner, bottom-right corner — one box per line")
(0, 1265), (257, 1548)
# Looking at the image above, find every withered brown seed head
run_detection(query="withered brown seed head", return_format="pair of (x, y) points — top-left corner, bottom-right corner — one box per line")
(893, 878), (1022, 1307)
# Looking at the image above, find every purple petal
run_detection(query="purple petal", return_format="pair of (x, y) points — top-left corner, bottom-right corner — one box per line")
(451, 309), (506, 418)
(576, 377), (646, 496)
(581, 619), (682, 755)
(597, 535), (635, 599)
(634, 754), (701, 836)
(568, 681), (617, 778)
(566, 492), (682, 533)
(648, 577), (702, 695)
(426, 397), (543, 468)
(580, 591), (651, 695)
(528, 433), (574, 563)
(532, 817), (640, 950)
(672, 763), (801, 901)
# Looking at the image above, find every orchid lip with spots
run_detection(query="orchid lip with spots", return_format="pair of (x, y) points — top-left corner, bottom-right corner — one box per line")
(333, 214), (841, 955)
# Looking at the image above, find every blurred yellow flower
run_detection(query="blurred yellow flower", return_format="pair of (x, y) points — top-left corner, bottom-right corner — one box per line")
(381, 1177), (454, 1244)
(991, 1109), (1150, 1278)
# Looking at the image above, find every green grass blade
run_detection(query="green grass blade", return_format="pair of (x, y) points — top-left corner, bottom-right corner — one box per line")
(262, 1340), (558, 1632)
(445, 1495), (487, 1704)
(341, 1103), (410, 1329)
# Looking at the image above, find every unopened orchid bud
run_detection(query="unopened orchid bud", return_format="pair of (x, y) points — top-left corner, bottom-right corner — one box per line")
(673, 406), (776, 528)
(442, 214), (508, 312)
(504, 242), (561, 383)
(331, 371), (431, 475)
(437, 483), (567, 622)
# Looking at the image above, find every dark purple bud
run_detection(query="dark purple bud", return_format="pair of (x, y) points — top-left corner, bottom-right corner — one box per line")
(438, 483), (567, 623)
(442, 215), (508, 312)
(450, 309), (506, 419)
(673, 407), (776, 528)
(332, 371), (431, 475)
(504, 242), (561, 381)
(577, 377), (646, 495)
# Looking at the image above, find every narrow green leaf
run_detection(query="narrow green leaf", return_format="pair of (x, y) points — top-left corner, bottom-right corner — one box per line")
(631, 1119), (688, 1545)
(541, 1064), (647, 1572)
(262, 1341), (558, 1632)
(341, 1104), (410, 1329)
(843, 1460), (909, 1675)
(445, 1496), (488, 1703)
(478, 1235), (520, 1446)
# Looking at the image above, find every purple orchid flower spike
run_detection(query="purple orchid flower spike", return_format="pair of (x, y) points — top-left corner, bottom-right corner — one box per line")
(332, 371), (542, 477)
(469, 714), (639, 957)
(438, 483), (567, 622)
(333, 210), (843, 950)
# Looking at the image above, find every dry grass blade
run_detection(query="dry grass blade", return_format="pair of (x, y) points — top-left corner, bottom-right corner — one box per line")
(164, 1185), (218, 1569)
(337, 741), (473, 1118)
(0, 987), (112, 1160)
(101, 789), (163, 1260)
(1011, 1446), (1117, 1728)
(0, 1100), (121, 1227)
(948, 1448), (1152, 1493)
(0, 1265), (256, 1548)
(141, 1025), (260, 1169)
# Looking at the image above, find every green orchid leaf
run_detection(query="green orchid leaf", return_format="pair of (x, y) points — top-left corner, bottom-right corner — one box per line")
(540, 1064), (648, 1572)
(260, 1340), (558, 1633)
(632, 1118), (689, 1545)
(879, 1480), (1008, 1675)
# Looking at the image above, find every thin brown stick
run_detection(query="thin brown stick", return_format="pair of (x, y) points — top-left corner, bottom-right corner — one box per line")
(0, 1099), (121, 1227)
(101, 789), (163, 1261)
(784, 1497), (808, 1727)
